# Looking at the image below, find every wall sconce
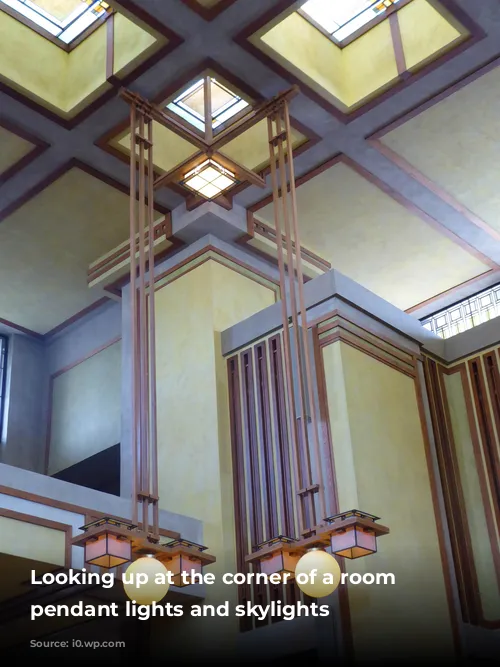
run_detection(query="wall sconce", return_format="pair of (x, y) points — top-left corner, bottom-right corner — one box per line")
(246, 537), (303, 581)
(72, 518), (135, 568)
(324, 510), (390, 559)
(181, 159), (236, 199)
(161, 539), (216, 586)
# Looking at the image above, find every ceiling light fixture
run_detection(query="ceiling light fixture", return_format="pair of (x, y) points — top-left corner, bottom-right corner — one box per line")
(182, 159), (236, 200)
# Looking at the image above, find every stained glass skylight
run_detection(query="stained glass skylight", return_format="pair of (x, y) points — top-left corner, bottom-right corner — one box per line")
(167, 78), (249, 134)
(422, 284), (500, 339)
(300, 0), (402, 42)
(0, 0), (111, 44)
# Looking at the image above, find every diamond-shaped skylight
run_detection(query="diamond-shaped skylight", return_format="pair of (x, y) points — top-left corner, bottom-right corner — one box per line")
(0, 0), (111, 44)
(301, 0), (401, 42)
(167, 77), (250, 134)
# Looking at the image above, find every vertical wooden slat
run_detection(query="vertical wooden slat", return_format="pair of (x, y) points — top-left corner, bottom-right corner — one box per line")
(254, 343), (279, 538)
(424, 358), (481, 624)
(269, 334), (295, 537)
(227, 356), (252, 632)
(241, 350), (264, 547)
(475, 356), (500, 515)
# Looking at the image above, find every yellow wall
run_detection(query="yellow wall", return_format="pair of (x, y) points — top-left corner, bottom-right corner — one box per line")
(398, 0), (462, 70)
(153, 259), (275, 659)
(0, 516), (65, 566)
(0, 10), (161, 116)
(48, 342), (122, 475)
(113, 12), (158, 77)
(322, 342), (455, 661)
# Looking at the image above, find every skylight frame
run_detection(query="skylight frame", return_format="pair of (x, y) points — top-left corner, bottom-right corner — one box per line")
(165, 75), (251, 139)
(0, 0), (113, 52)
(421, 283), (500, 339)
(298, 0), (411, 47)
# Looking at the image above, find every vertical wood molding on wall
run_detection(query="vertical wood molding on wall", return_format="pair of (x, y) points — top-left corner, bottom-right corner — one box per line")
(424, 356), (500, 629)
(44, 336), (122, 475)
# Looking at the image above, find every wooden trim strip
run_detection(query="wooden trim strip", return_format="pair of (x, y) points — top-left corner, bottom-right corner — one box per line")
(389, 12), (407, 77)
(234, 0), (482, 125)
(318, 315), (417, 365)
(369, 139), (500, 245)
(43, 298), (111, 340)
(0, 3), (183, 130)
(106, 13), (120, 86)
(0, 118), (50, 187)
(405, 270), (498, 316)
(249, 153), (497, 270)
(51, 336), (121, 381)
(413, 365), (463, 655)
(254, 342), (279, 539)
(269, 334), (295, 538)
(251, 215), (331, 272)
(319, 330), (416, 378)
(424, 358), (481, 624)
(44, 336), (121, 475)
(460, 362), (500, 594)
(153, 246), (280, 297)
(0, 507), (72, 568)
(369, 54), (500, 140)
(227, 355), (252, 631)
(240, 348), (264, 548)
(467, 358), (500, 538)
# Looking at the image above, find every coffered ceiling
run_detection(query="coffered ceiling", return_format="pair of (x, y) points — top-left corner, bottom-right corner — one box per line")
(1, 0), (500, 338)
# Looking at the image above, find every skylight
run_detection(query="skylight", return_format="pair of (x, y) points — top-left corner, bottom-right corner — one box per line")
(422, 284), (500, 339)
(300, 0), (401, 42)
(0, 0), (111, 44)
(167, 78), (249, 134)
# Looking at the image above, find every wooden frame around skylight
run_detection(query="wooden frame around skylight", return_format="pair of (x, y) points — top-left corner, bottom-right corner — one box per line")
(297, 0), (413, 48)
(0, 0), (113, 52)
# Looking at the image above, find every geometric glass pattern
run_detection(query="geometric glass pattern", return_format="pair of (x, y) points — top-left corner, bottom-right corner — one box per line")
(0, 335), (7, 439)
(422, 284), (500, 339)
(167, 78), (249, 134)
(0, 0), (111, 44)
(301, 0), (402, 42)
(182, 159), (237, 199)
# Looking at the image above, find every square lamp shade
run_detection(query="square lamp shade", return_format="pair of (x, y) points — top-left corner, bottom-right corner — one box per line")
(162, 539), (216, 587)
(182, 159), (236, 199)
(245, 537), (302, 581)
(72, 518), (135, 568)
(325, 510), (390, 559)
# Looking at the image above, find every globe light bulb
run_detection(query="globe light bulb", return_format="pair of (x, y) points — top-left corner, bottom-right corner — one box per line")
(123, 555), (170, 605)
(295, 549), (341, 598)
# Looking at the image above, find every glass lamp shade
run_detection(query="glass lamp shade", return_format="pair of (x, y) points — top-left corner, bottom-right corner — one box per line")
(324, 510), (389, 559)
(330, 525), (377, 559)
(260, 548), (300, 579)
(162, 539), (215, 587)
(295, 549), (341, 598)
(182, 159), (236, 199)
(164, 554), (202, 587)
(123, 556), (170, 605)
(246, 537), (302, 581)
(85, 533), (132, 568)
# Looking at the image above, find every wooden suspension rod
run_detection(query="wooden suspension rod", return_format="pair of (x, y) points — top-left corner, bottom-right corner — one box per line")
(274, 108), (315, 531)
(283, 103), (327, 524)
(267, 114), (305, 538)
(130, 104), (139, 527)
(128, 101), (161, 537)
(147, 117), (159, 539)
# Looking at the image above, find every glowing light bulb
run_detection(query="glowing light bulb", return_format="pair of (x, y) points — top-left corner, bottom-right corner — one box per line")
(295, 549), (341, 598)
(123, 555), (170, 605)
